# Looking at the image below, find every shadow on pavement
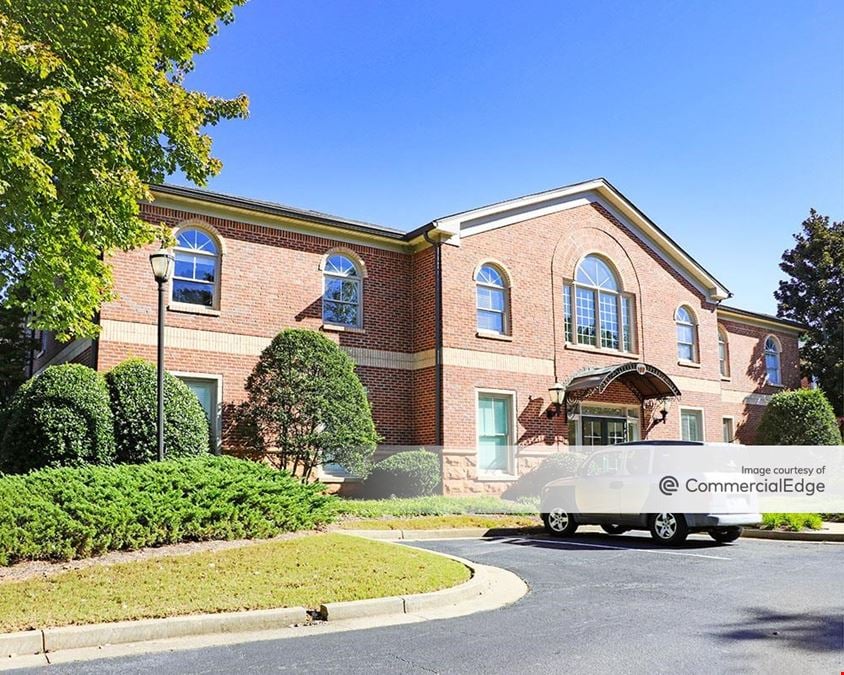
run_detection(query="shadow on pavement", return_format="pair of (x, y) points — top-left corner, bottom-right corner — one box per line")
(490, 531), (732, 552)
(712, 607), (844, 653)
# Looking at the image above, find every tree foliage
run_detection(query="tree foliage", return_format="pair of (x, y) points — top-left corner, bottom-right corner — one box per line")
(0, 0), (248, 339)
(775, 210), (843, 415)
(239, 329), (380, 480)
(757, 389), (841, 445)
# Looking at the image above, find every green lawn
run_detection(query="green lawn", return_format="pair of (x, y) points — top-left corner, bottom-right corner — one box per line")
(339, 514), (541, 530)
(0, 533), (469, 633)
(336, 495), (537, 519)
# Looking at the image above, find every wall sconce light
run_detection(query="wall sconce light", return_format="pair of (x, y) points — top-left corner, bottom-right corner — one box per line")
(655, 398), (669, 425)
(546, 382), (566, 419)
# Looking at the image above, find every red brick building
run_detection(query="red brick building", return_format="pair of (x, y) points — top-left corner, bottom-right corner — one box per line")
(33, 178), (803, 494)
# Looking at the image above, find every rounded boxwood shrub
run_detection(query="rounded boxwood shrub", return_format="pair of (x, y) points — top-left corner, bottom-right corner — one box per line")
(502, 452), (585, 501)
(0, 364), (116, 474)
(364, 450), (441, 498)
(106, 359), (210, 463)
(757, 388), (841, 445)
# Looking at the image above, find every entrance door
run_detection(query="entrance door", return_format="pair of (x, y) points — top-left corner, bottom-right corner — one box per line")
(581, 416), (627, 446)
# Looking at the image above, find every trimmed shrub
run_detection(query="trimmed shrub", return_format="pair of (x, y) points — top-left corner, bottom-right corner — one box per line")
(106, 359), (209, 463)
(0, 365), (115, 474)
(0, 455), (337, 565)
(761, 513), (823, 531)
(757, 389), (841, 445)
(502, 452), (585, 501)
(364, 450), (441, 498)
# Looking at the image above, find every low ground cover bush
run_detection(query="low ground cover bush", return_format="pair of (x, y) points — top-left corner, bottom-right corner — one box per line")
(337, 495), (536, 519)
(502, 452), (584, 501)
(106, 359), (209, 463)
(0, 455), (336, 566)
(0, 364), (115, 473)
(364, 450), (441, 498)
(761, 513), (823, 531)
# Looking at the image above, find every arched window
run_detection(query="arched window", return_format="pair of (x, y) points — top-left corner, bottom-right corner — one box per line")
(764, 336), (781, 385)
(172, 228), (220, 308)
(675, 306), (698, 362)
(563, 255), (634, 352)
(476, 264), (509, 334)
(323, 254), (362, 327)
(718, 326), (730, 378)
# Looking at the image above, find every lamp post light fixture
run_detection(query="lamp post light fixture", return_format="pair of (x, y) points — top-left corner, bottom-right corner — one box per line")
(546, 382), (566, 419)
(655, 398), (669, 425)
(149, 249), (175, 461)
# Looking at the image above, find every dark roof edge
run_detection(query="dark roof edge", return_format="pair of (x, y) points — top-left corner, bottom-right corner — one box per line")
(148, 183), (410, 242)
(718, 304), (807, 331)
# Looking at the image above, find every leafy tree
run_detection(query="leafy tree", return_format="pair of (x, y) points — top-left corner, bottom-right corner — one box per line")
(240, 329), (380, 480)
(757, 389), (841, 445)
(775, 210), (843, 415)
(0, 0), (248, 339)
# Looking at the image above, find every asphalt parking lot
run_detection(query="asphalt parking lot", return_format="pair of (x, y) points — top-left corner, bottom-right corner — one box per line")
(12, 532), (844, 674)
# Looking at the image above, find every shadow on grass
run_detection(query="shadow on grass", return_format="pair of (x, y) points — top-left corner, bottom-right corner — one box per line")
(712, 607), (844, 653)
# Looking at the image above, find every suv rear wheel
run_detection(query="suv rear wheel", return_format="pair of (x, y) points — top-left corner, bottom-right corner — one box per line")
(649, 513), (688, 545)
(542, 509), (578, 537)
(709, 527), (742, 543)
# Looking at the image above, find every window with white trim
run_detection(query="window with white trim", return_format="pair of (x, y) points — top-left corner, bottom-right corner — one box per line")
(172, 228), (220, 308)
(675, 306), (698, 362)
(563, 255), (635, 352)
(718, 326), (730, 377)
(764, 336), (781, 385)
(680, 408), (704, 442)
(477, 392), (514, 474)
(323, 254), (362, 327)
(476, 264), (509, 334)
(722, 417), (735, 443)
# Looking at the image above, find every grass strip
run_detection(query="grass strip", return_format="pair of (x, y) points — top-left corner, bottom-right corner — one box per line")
(339, 515), (540, 530)
(0, 533), (469, 632)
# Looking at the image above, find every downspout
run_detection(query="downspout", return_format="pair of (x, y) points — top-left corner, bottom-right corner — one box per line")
(423, 228), (444, 491)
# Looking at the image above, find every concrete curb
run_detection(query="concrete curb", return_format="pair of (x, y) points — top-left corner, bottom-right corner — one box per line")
(742, 528), (844, 543)
(340, 526), (541, 540)
(0, 537), (526, 659)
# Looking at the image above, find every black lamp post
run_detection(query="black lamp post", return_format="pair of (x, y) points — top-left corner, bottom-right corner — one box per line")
(546, 382), (566, 419)
(149, 249), (175, 461)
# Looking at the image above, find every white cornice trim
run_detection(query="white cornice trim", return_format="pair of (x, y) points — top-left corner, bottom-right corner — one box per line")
(716, 308), (803, 335)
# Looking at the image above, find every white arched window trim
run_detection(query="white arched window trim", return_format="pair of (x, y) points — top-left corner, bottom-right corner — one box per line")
(321, 251), (364, 328)
(764, 335), (783, 386)
(563, 253), (636, 353)
(475, 262), (511, 336)
(675, 305), (699, 363)
(170, 223), (223, 312)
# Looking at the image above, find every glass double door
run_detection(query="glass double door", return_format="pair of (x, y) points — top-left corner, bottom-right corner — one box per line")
(581, 416), (627, 446)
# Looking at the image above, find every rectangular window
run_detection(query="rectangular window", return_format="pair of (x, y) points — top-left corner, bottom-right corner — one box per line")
(575, 288), (596, 346)
(598, 292), (619, 350)
(477, 287), (506, 333)
(563, 284), (573, 342)
(680, 409), (704, 442)
(677, 324), (695, 361)
(722, 417), (734, 443)
(719, 341), (728, 377)
(621, 295), (634, 352)
(477, 393), (513, 473)
(177, 376), (219, 452)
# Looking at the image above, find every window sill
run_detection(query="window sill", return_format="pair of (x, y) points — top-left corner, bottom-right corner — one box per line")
(168, 303), (221, 317)
(720, 376), (731, 382)
(476, 331), (513, 342)
(319, 475), (363, 484)
(677, 359), (701, 369)
(765, 381), (786, 388)
(564, 342), (640, 360)
(476, 472), (519, 482)
(322, 323), (366, 334)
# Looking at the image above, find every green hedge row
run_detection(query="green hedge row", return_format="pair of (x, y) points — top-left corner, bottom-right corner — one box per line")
(364, 450), (441, 498)
(0, 455), (337, 565)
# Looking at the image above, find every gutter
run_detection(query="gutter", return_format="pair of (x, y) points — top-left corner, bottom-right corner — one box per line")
(423, 229), (444, 490)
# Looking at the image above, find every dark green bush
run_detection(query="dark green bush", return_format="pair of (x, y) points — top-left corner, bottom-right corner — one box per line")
(106, 359), (209, 463)
(364, 450), (441, 498)
(757, 389), (841, 445)
(0, 455), (337, 565)
(0, 364), (116, 473)
(502, 452), (585, 501)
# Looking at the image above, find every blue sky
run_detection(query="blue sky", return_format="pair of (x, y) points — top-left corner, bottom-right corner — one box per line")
(176, 0), (844, 314)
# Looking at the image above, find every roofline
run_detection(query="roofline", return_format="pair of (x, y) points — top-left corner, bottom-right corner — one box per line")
(717, 305), (807, 332)
(149, 183), (410, 242)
